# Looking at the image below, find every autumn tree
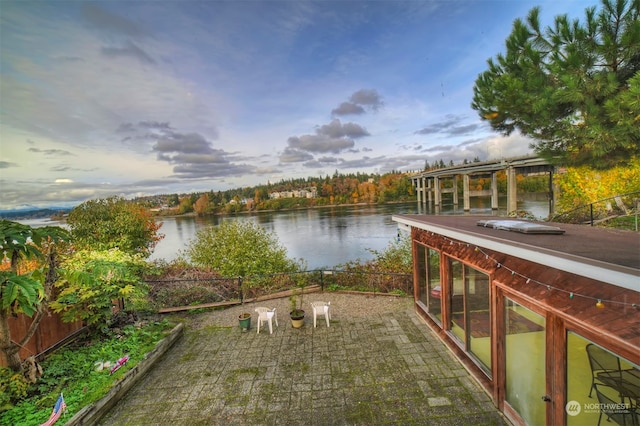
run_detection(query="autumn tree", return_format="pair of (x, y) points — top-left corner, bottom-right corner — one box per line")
(0, 221), (68, 372)
(193, 193), (211, 216)
(67, 196), (163, 257)
(472, 0), (640, 168)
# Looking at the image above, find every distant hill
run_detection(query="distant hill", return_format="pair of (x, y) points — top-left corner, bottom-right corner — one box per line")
(0, 208), (71, 220)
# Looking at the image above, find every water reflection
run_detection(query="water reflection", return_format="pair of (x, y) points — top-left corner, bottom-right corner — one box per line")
(17, 199), (549, 269)
(151, 200), (548, 268)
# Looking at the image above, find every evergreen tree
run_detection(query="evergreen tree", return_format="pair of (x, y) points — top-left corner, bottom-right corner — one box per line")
(472, 0), (640, 168)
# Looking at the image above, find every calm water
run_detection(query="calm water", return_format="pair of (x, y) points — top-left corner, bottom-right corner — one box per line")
(17, 199), (548, 269)
(150, 199), (549, 269)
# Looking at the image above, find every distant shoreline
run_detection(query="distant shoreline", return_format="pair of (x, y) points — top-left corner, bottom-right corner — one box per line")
(155, 199), (415, 220)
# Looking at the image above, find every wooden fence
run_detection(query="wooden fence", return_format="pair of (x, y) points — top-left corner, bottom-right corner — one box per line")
(1, 312), (83, 367)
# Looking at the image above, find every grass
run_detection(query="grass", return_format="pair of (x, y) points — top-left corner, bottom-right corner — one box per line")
(596, 214), (640, 231)
(0, 318), (177, 426)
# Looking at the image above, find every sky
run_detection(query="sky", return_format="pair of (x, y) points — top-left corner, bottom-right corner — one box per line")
(0, 0), (591, 210)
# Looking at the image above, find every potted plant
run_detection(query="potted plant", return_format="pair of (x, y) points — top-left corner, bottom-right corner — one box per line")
(289, 284), (305, 328)
(238, 279), (252, 332)
(238, 312), (251, 332)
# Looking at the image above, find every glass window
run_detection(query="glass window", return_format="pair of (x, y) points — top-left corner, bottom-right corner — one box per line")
(427, 248), (441, 323)
(447, 259), (491, 374)
(416, 244), (427, 306)
(449, 259), (465, 342)
(504, 299), (546, 426)
(465, 265), (490, 374)
(567, 332), (639, 426)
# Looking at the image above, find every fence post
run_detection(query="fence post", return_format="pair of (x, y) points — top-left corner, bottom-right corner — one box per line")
(238, 277), (243, 303)
(590, 204), (594, 226)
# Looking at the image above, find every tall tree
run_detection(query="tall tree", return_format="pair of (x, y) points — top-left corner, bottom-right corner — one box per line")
(472, 0), (640, 168)
(67, 196), (163, 257)
(0, 221), (68, 371)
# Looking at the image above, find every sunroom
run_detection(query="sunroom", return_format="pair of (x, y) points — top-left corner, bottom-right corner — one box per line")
(392, 214), (640, 426)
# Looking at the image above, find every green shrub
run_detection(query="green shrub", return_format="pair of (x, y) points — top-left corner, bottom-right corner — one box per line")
(0, 319), (175, 425)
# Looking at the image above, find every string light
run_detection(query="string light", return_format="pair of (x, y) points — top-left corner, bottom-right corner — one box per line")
(430, 234), (637, 309)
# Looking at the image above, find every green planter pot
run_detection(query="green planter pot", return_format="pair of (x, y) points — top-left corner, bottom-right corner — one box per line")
(238, 313), (251, 332)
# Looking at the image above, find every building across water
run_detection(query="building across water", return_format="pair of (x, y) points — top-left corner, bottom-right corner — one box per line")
(393, 214), (639, 426)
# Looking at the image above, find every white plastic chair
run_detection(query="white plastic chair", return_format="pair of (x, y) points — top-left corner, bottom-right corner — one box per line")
(255, 307), (278, 334)
(310, 301), (331, 328)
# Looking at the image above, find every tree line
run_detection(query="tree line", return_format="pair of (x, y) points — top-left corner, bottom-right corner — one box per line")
(135, 170), (416, 216)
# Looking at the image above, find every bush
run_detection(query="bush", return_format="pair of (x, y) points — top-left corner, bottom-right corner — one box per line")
(184, 220), (303, 277)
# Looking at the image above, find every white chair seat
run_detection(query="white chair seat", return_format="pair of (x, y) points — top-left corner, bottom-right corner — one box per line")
(255, 307), (278, 334)
(310, 301), (331, 328)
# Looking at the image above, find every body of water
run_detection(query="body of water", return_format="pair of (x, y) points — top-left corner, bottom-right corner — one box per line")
(150, 198), (549, 269)
(15, 199), (549, 269)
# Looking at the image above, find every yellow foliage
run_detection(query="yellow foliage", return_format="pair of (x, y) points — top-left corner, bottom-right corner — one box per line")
(555, 158), (640, 211)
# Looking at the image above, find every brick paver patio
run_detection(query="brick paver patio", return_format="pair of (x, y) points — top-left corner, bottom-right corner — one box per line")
(98, 296), (508, 425)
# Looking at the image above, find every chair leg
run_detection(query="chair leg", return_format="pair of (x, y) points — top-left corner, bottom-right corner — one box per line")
(325, 312), (330, 327)
(268, 318), (273, 334)
(257, 319), (260, 334)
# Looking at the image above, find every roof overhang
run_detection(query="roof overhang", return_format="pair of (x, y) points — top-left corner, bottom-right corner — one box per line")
(393, 215), (640, 291)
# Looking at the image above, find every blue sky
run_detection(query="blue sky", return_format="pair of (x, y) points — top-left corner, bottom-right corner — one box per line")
(0, 0), (590, 210)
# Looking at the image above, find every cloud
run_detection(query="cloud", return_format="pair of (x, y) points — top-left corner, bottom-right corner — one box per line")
(332, 89), (383, 115)
(415, 114), (482, 136)
(0, 161), (18, 169)
(138, 121), (173, 130)
(101, 41), (156, 64)
(331, 102), (365, 115)
(148, 131), (254, 178)
(153, 133), (215, 157)
(279, 147), (316, 163)
(349, 89), (383, 110)
(286, 134), (355, 154)
(27, 148), (75, 156)
(283, 118), (370, 162)
(172, 162), (254, 179)
(317, 119), (369, 139)
(81, 3), (150, 39)
(50, 165), (97, 172)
